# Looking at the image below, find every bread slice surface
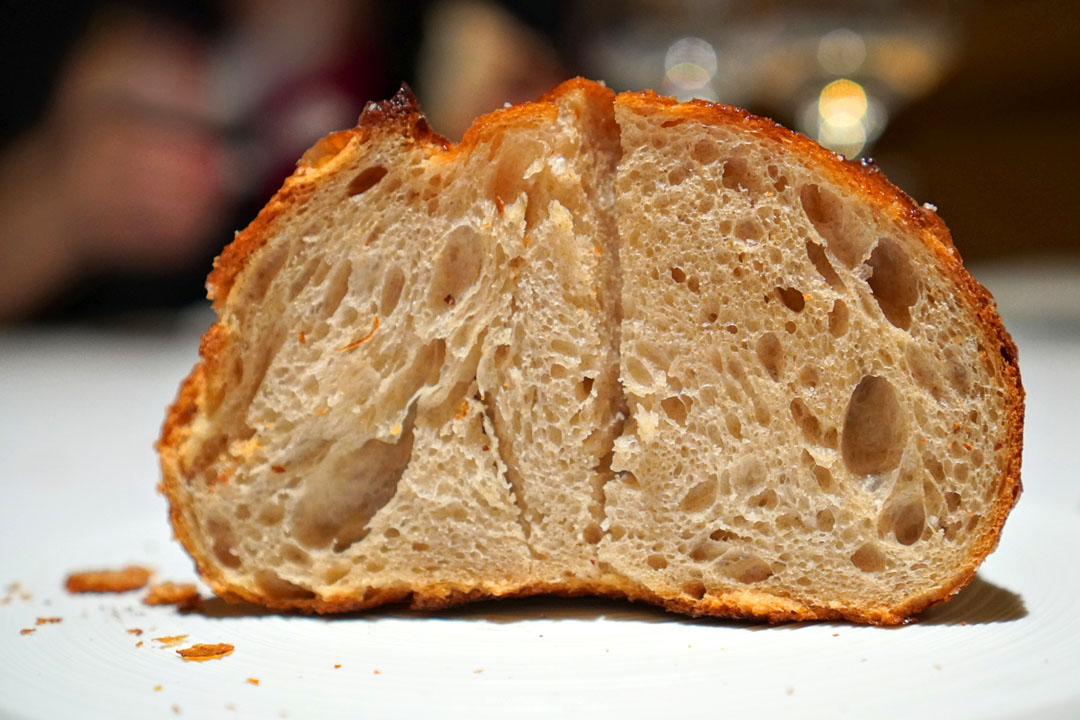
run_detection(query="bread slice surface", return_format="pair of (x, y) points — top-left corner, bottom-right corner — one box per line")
(159, 79), (1022, 623)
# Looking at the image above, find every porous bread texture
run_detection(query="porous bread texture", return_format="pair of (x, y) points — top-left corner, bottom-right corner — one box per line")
(603, 96), (1021, 622)
(159, 79), (1022, 624)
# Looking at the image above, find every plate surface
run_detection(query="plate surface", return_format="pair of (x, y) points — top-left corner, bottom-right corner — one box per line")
(1, 303), (1078, 720)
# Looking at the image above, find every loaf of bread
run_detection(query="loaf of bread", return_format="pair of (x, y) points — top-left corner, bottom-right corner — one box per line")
(158, 79), (1023, 624)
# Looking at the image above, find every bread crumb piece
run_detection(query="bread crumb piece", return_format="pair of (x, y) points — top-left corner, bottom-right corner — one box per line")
(172, 705), (180, 714)
(373, 670), (381, 675)
(20, 593), (32, 601)
(128, 628), (143, 635)
(473, 669), (483, 674)
(154, 685), (163, 692)
(66, 566), (152, 593)
(832, 633), (839, 637)
(36, 617), (62, 625)
(136, 641), (144, 647)
(246, 678), (259, 686)
(177, 643), (234, 661)
(143, 582), (200, 607)
(154, 634), (189, 647)
(20, 628), (35, 635)
(334, 664), (341, 669)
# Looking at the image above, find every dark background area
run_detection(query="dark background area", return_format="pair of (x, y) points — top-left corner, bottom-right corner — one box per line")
(1, 0), (1076, 323)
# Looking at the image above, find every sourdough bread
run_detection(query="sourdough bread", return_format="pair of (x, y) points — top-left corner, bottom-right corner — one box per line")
(158, 79), (1022, 624)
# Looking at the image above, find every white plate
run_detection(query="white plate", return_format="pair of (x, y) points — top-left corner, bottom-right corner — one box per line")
(1, 498), (1078, 720)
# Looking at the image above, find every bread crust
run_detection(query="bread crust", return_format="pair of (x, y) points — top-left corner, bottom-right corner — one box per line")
(158, 79), (1022, 625)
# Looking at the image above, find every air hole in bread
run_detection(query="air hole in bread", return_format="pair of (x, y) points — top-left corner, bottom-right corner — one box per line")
(725, 414), (742, 439)
(813, 464), (835, 493)
(244, 241), (291, 305)
(347, 166), (388, 196)
(207, 516), (242, 569)
(905, 343), (944, 400)
(646, 554), (668, 570)
(842, 376), (907, 476)
(624, 356), (655, 388)
(735, 218), (763, 241)
(725, 554), (772, 584)
(816, 509), (836, 531)
(790, 398), (822, 444)
(686, 539), (715, 562)
(767, 164), (790, 192)
(670, 266), (686, 283)
(668, 167), (688, 185)
(682, 581), (707, 599)
(828, 299), (849, 337)
(805, 240), (843, 289)
(288, 257), (323, 301)
(680, 478), (717, 513)
(282, 543), (311, 566)
(430, 226), (483, 309)
(755, 332), (784, 380)
(732, 456), (764, 493)
(866, 238), (919, 330)
(691, 138), (720, 165)
(945, 349), (971, 395)
(686, 276), (700, 293)
(799, 366), (821, 388)
(323, 564), (350, 585)
(490, 138), (541, 204)
(583, 523), (604, 544)
(290, 417), (416, 553)
(320, 262), (351, 319)
(661, 395), (691, 426)
(255, 570), (316, 600)
(749, 488), (778, 510)
(721, 154), (764, 193)
(800, 183), (868, 267)
(881, 498), (926, 545)
(380, 266), (406, 316)
(776, 286), (805, 312)
(850, 543), (886, 573)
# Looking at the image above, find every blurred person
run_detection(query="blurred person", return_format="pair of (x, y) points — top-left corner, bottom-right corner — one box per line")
(0, 4), (229, 322)
(0, 0), (569, 323)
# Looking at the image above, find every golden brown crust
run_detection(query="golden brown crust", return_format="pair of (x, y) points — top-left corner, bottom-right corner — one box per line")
(65, 566), (152, 594)
(157, 79), (1022, 627)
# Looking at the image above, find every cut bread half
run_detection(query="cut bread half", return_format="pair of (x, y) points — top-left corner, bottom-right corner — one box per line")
(158, 79), (1022, 624)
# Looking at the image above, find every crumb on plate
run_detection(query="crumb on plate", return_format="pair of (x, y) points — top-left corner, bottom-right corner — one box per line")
(36, 617), (62, 625)
(65, 566), (152, 593)
(154, 634), (189, 646)
(177, 643), (234, 661)
(20, 628), (35, 635)
(144, 582), (200, 608)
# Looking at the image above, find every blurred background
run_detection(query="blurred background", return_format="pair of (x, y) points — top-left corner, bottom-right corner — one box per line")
(1, 0), (1077, 324)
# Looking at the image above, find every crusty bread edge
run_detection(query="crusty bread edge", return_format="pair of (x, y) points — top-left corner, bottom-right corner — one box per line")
(158, 80), (1023, 626)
